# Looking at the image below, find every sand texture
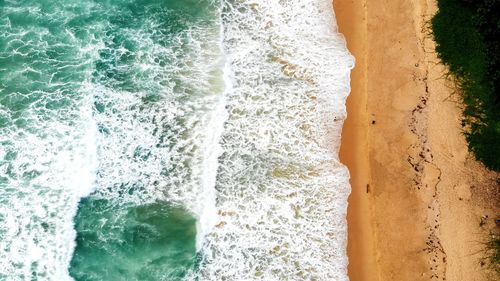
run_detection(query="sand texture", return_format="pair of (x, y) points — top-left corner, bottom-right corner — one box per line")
(334, 0), (500, 280)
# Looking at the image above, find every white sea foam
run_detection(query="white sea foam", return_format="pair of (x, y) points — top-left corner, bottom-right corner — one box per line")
(86, 5), (227, 252)
(0, 2), (226, 278)
(192, 0), (354, 280)
(0, 92), (98, 280)
(196, 22), (231, 249)
(0, 4), (101, 279)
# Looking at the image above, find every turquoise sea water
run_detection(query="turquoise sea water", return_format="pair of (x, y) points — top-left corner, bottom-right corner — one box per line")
(0, 0), (354, 280)
(70, 199), (197, 280)
(1, 0), (222, 279)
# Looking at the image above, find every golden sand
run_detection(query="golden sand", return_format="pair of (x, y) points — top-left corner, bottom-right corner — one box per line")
(334, 0), (499, 280)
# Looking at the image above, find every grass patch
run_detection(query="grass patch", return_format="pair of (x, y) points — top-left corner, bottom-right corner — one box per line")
(431, 0), (500, 171)
(485, 234), (500, 274)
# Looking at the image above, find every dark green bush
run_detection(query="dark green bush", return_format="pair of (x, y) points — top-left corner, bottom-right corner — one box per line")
(432, 0), (500, 171)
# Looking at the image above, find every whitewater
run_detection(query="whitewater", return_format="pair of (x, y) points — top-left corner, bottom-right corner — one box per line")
(0, 0), (353, 280)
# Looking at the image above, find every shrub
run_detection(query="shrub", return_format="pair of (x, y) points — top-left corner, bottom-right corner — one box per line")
(431, 0), (500, 171)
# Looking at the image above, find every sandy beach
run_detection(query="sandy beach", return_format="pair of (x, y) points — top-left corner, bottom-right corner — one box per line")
(333, 0), (499, 280)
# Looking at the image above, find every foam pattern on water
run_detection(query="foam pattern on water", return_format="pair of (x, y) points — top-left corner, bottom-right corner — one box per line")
(85, 2), (226, 249)
(0, 3), (100, 279)
(193, 0), (354, 280)
(0, 0), (225, 279)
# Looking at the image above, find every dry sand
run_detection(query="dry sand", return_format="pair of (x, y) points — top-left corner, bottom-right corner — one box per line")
(333, 0), (500, 280)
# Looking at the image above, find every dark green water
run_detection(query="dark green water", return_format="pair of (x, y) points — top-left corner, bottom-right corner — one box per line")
(70, 199), (197, 280)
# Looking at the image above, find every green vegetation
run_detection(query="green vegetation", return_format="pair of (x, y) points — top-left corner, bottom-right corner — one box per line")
(485, 234), (500, 274)
(431, 0), (500, 171)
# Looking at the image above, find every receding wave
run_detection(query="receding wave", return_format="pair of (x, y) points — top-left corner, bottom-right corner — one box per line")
(192, 1), (354, 280)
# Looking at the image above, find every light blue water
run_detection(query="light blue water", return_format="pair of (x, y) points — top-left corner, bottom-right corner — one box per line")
(0, 0), (354, 280)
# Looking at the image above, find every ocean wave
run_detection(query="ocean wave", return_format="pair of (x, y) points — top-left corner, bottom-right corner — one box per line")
(193, 0), (354, 280)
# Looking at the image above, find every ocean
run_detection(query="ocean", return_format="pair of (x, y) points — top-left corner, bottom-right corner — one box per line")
(0, 0), (353, 280)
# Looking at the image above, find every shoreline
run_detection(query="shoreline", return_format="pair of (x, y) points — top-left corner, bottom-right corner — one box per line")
(334, 0), (499, 280)
(333, 1), (378, 280)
